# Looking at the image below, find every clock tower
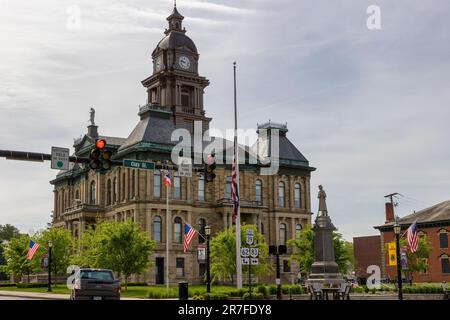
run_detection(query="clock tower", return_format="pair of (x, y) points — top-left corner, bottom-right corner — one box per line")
(141, 4), (211, 133)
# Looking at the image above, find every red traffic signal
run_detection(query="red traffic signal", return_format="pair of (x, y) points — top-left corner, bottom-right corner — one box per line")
(95, 139), (107, 150)
(89, 139), (112, 171)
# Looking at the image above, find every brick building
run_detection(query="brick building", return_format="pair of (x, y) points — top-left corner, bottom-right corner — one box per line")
(374, 202), (450, 283)
(50, 5), (316, 284)
(353, 235), (381, 283)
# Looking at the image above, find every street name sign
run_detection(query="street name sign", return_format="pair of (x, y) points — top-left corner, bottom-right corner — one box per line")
(51, 147), (69, 170)
(123, 159), (155, 170)
(177, 157), (192, 177)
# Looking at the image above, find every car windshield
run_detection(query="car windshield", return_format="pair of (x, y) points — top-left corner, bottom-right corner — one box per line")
(80, 270), (114, 281)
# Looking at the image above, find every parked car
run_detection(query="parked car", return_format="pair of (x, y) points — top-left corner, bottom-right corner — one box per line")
(70, 268), (120, 300)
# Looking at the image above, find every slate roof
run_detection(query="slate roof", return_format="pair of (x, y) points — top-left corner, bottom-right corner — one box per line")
(156, 31), (198, 54)
(375, 200), (450, 230)
(118, 115), (178, 152)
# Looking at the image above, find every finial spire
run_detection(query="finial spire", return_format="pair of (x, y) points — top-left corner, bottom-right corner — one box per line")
(174, 0), (177, 8)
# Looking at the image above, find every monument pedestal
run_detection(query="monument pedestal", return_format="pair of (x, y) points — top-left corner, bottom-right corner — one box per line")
(306, 213), (344, 286)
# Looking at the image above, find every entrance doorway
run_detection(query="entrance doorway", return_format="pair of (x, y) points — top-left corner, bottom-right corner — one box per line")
(155, 257), (164, 284)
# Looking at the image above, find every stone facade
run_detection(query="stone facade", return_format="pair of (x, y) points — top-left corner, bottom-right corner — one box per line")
(50, 5), (316, 285)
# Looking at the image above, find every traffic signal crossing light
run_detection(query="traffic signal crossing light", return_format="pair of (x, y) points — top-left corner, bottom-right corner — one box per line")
(89, 139), (113, 170)
(204, 153), (216, 182)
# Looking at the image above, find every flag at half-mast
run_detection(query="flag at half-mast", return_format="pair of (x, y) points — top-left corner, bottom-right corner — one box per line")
(183, 223), (198, 252)
(164, 170), (172, 187)
(406, 220), (419, 253)
(231, 155), (240, 222)
(27, 240), (40, 260)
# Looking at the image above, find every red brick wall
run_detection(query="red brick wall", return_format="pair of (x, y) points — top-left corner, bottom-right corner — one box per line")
(381, 226), (450, 283)
(353, 235), (382, 278)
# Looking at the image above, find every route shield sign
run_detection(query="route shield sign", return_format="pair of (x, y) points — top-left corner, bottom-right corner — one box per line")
(51, 147), (69, 170)
(240, 247), (250, 257)
(250, 248), (259, 258)
(246, 229), (254, 245)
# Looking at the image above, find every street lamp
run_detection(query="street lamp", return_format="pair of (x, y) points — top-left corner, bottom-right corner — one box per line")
(47, 240), (53, 292)
(205, 225), (211, 293)
(393, 218), (403, 300)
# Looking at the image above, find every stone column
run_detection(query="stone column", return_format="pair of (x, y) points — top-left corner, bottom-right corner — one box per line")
(125, 168), (129, 201)
(223, 212), (228, 230)
(135, 170), (139, 200)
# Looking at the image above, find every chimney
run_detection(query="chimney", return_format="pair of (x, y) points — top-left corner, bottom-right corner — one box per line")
(87, 124), (99, 139)
(385, 202), (394, 223)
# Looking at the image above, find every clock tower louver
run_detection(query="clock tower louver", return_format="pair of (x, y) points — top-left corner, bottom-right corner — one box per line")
(140, 4), (211, 134)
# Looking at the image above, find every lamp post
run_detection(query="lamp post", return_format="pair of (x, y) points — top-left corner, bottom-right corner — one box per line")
(393, 219), (403, 300)
(47, 240), (53, 292)
(205, 225), (211, 293)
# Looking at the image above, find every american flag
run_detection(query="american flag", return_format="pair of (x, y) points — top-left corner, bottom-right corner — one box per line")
(183, 223), (197, 252)
(164, 170), (171, 187)
(406, 221), (419, 253)
(231, 156), (240, 222)
(27, 240), (40, 260)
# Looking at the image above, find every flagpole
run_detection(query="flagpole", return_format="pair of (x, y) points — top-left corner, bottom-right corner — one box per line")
(233, 62), (243, 290)
(166, 178), (170, 290)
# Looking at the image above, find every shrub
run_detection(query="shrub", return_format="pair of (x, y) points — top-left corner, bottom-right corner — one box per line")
(0, 283), (16, 288)
(203, 293), (229, 300)
(242, 292), (264, 300)
(256, 285), (268, 298)
(267, 285), (277, 295)
(16, 283), (48, 288)
(228, 288), (246, 297)
(125, 282), (148, 287)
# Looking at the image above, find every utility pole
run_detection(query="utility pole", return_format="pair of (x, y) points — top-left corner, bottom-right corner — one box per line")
(384, 192), (400, 210)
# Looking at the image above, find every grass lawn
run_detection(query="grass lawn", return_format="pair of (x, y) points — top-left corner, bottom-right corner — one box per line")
(0, 284), (241, 299)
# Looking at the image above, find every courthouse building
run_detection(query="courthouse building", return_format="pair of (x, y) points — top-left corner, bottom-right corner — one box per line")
(50, 5), (316, 284)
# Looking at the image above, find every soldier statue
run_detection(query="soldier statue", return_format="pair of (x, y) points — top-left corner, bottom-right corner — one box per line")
(89, 108), (96, 126)
(318, 185), (328, 216)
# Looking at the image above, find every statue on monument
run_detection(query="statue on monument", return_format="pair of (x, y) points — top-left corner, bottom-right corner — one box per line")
(89, 108), (96, 126)
(318, 185), (328, 216)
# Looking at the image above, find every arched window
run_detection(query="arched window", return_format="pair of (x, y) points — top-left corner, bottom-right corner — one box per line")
(154, 171), (161, 198)
(153, 216), (162, 243)
(440, 254), (450, 274)
(294, 183), (301, 208)
(295, 224), (303, 239)
(112, 178), (117, 203)
(131, 170), (135, 198)
(198, 175), (205, 201)
(225, 176), (232, 198)
(174, 174), (181, 199)
(439, 229), (449, 249)
(198, 218), (206, 244)
(90, 181), (96, 204)
(106, 179), (112, 206)
(278, 181), (285, 207)
(255, 180), (262, 204)
(279, 223), (287, 245)
(174, 217), (182, 244)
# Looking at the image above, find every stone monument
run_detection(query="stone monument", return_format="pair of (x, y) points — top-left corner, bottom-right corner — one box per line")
(306, 185), (344, 286)
(87, 107), (99, 138)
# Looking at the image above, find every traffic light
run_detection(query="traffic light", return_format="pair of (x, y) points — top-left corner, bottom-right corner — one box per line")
(89, 139), (113, 170)
(204, 153), (216, 182)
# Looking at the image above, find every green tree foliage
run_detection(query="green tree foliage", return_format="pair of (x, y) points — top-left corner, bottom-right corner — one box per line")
(35, 227), (76, 281)
(0, 224), (21, 241)
(1, 235), (36, 280)
(0, 242), (8, 280)
(210, 225), (272, 284)
(288, 224), (355, 275)
(384, 234), (432, 282)
(78, 221), (155, 289)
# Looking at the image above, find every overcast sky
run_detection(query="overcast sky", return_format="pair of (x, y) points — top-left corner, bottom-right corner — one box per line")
(1, 0), (450, 240)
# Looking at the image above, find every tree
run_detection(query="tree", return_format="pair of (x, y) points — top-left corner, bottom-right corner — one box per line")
(288, 224), (355, 276)
(0, 242), (8, 281)
(384, 235), (432, 283)
(1, 235), (37, 281)
(210, 225), (272, 284)
(79, 221), (155, 289)
(0, 224), (21, 241)
(35, 227), (76, 284)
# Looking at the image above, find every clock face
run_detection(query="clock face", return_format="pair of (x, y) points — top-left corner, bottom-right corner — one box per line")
(178, 55), (191, 70)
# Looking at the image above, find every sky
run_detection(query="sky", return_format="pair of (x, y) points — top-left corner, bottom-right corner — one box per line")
(1, 0), (450, 240)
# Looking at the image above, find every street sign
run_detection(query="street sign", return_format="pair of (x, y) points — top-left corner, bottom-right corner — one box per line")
(240, 247), (250, 258)
(250, 248), (259, 258)
(251, 258), (259, 265)
(51, 147), (69, 170)
(242, 258), (250, 265)
(246, 229), (254, 245)
(177, 157), (192, 177)
(123, 159), (155, 170)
